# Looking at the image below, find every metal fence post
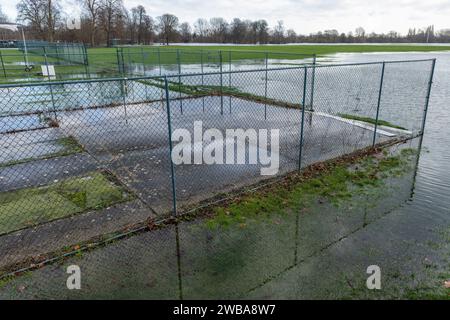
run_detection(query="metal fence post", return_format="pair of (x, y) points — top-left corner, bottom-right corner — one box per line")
(122, 78), (128, 124)
(158, 47), (162, 76)
(219, 50), (223, 115)
(116, 48), (124, 76)
(372, 62), (386, 147)
(229, 50), (232, 114)
(83, 45), (90, 78)
(200, 50), (205, 112)
(141, 47), (145, 75)
(176, 49), (183, 113)
(310, 54), (316, 111)
(164, 77), (178, 216)
(264, 52), (268, 120)
(419, 59), (437, 146)
(43, 49), (58, 121)
(0, 52), (6, 78)
(298, 67), (308, 170)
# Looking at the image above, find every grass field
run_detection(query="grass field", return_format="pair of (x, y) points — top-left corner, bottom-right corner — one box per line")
(89, 44), (450, 55)
(0, 44), (449, 83)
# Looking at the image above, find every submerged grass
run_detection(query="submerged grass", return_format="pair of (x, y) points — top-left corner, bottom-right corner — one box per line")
(0, 171), (133, 235)
(204, 148), (417, 229)
(139, 79), (300, 109)
(338, 113), (407, 130)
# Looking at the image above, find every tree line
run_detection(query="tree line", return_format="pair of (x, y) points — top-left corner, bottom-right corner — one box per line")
(1, 1), (450, 45)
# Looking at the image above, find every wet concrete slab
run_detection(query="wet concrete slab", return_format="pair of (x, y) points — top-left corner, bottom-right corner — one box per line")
(0, 114), (47, 134)
(0, 128), (67, 165)
(0, 153), (99, 192)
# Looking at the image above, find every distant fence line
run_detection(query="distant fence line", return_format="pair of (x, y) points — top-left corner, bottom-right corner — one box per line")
(0, 45), (315, 81)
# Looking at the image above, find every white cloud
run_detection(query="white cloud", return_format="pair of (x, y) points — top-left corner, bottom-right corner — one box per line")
(2, 0), (450, 35)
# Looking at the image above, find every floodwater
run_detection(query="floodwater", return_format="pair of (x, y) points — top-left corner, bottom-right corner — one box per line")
(0, 52), (449, 299)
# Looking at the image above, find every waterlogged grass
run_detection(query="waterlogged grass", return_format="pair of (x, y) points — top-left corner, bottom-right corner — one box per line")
(205, 148), (417, 229)
(0, 171), (133, 235)
(0, 136), (84, 168)
(87, 44), (450, 64)
(338, 113), (407, 130)
(140, 79), (300, 108)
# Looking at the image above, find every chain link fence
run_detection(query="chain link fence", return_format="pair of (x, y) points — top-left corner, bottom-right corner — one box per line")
(0, 47), (315, 82)
(0, 58), (435, 278)
(16, 40), (87, 65)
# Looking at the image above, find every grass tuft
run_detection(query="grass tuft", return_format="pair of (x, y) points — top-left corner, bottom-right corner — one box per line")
(338, 113), (407, 130)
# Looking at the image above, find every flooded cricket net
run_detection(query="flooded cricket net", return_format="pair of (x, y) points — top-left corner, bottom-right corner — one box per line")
(0, 59), (435, 280)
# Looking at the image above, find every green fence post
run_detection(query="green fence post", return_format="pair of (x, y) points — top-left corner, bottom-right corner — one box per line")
(164, 76), (178, 216)
(158, 47), (162, 76)
(372, 62), (386, 147)
(201, 50), (205, 112)
(219, 50), (223, 115)
(122, 78), (128, 124)
(228, 51), (232, 114)
(298, 67), (308, 170)
(116, 48), (122, 76)
(177, 49), (183, 114)
(264, 52), (268, 120)
(419, 59), (437, 147)
(141, 47), (145, 75)
(0, 52), (6, 78)
(83, 45), (90, 78)
(310, 54), (316, 111)
(43, 50), (58, 121)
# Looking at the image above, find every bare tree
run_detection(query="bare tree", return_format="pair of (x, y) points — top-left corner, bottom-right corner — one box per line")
(355, 26), (365, 40)
(271, 20), (285, 43)
(157, 13), (179, 45)
(17, 0), (44, 37)
(209, 17), (228, 43)
(0, 5), (9, 23)
(230, 18), (246, 43)
(286, 29), (297, 42)
(79, 0), (100, 46)
(179, 22), (191, 43)
(194, 18), (209, 42)
(17, 0), (62, 40)
(142, 15), (154, 44)
(99, 0), (123, 46)
(252, 19), (268, 44)
(131, 5), (147, 44)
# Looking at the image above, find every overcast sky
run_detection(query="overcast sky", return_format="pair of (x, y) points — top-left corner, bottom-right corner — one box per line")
(1, 0), (449, 35)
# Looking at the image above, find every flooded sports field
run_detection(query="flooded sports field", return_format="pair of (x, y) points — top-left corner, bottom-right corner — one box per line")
(0, 51), (448, 299)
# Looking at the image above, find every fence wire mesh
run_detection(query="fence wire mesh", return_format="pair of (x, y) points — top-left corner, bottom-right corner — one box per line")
(0, 47), (315, 83)
(0, 58), (435, 283)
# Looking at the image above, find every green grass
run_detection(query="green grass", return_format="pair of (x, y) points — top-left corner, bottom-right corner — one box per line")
(155, 44), (450, 55)
(338, 113), (407, 130)
(205, 148), (417, 229)
(0, 171), (133, 235)
(0, 136), (84, 168)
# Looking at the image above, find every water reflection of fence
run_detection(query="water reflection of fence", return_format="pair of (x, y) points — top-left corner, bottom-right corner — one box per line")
(0, 59), (436, 278)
